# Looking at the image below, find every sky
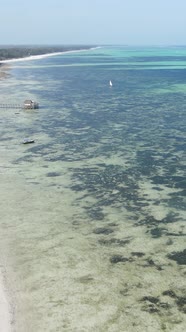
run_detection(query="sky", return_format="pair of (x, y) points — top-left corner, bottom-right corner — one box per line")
(1, 0), (186, 46)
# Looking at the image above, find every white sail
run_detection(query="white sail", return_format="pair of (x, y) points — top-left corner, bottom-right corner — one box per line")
(109, 80), (113, 86)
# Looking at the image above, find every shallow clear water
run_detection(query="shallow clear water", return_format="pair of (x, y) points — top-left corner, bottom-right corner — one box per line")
(0, 46), (186, 331)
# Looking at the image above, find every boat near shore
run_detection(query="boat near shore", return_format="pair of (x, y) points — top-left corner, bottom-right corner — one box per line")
(22, 139), (35, 144)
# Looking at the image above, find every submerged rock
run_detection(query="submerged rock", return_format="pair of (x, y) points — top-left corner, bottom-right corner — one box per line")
(176, 297), (186, 313)
(98, 238), (131, 247)
(93, 227), (114, 235)
(110, 255), (130, 264)
(162, 290), (177, 298)
(150, 227), (166, 238)
(141, 296), (160, 304)
(162, 290), (186, 313)
(140, 295), (172, 314)
(131, 252), (145, 257)
(167, 249), (186, 265)
(46, 172), (61, 177)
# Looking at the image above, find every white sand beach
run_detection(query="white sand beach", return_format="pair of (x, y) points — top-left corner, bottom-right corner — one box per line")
(0, 47), (98, 64)
(0, 269), (12, 332)
(0, 52), (64, 64)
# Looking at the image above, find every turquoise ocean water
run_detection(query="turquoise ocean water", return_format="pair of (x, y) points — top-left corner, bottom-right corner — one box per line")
(0, 46), (186, 331)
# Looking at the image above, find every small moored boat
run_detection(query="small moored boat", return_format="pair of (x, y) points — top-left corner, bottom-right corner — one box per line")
(22, 138), (35, 144)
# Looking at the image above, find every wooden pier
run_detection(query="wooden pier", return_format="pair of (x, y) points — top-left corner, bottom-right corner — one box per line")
(0, 100), (39, 109)
(0, 104), (22, 109)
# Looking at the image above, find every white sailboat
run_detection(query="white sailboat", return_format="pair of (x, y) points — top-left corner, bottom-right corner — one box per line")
(109, 80), (113, 87)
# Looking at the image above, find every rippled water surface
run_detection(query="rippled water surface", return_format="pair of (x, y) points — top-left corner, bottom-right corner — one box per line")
(0, 46), (186, 332)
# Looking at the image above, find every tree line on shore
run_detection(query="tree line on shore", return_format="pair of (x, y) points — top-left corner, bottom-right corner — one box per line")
(0, 45), (95, 62)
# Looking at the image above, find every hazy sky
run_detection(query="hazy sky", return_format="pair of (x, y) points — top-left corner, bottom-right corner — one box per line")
(1, 0), (186, 45)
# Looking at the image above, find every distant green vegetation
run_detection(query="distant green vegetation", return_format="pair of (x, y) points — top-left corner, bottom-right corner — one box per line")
(0, 45), (95, 62)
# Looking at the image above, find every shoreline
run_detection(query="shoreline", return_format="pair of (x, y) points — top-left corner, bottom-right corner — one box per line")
(0, 268), (13, 332)
(0, 46), (100, 64)
(0, 47), (99, 79)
